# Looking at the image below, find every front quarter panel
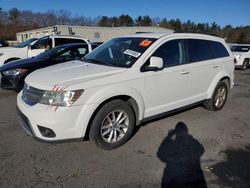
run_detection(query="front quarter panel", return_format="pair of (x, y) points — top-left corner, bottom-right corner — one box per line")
(75, 85), (145, 137)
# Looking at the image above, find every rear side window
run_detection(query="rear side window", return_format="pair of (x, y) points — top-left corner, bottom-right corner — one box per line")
(186, 39), (213, 63)
(152, 39), (185, 67)
(209, 41), (229, 58)
(55, 38), (87, 46)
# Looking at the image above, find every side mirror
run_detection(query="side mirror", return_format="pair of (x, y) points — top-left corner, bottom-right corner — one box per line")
(144, 56), (164, 71)
(28, 44), (32, 50)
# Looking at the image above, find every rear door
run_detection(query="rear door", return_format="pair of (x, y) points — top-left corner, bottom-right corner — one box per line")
(183, 39), (224, 97)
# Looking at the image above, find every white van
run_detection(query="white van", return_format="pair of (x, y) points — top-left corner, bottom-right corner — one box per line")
(17, 33), (234, 150)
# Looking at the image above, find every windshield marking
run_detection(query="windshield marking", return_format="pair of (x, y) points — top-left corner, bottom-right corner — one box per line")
(123, 49), (141, 58)
(139, 39), (153, 47)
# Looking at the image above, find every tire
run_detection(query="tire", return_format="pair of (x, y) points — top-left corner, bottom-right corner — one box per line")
(204, 81), (228, 111)
(241, 60), (249, 70)
(89, 99), (135, 150)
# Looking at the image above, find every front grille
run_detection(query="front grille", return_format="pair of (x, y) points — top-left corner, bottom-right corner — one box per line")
(22, 84), (44, 106)
(16, 107), (34, 136)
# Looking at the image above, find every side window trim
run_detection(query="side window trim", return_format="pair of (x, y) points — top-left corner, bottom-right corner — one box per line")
(183, 39), (189, 64)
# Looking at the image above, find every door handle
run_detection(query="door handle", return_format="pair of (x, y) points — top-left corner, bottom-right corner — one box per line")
(180, 70), (190, 75)
(212, 65), (219, 68)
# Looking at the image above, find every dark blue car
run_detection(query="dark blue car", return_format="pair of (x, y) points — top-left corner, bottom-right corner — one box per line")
(0, 43), (100, 92)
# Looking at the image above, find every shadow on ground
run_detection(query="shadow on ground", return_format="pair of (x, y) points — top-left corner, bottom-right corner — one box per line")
(157, 122), (207, 188)
(210, 145), (250, 188)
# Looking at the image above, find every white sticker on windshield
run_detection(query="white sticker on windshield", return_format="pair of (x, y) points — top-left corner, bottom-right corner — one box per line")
(123, 49), (141, 58)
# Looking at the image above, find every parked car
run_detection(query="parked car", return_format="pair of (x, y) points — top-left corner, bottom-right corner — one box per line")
(0, 35), (90, 66)
(0, 43), (100, 92)
(0, 40), (9, 47)
(231, 44), (250, 70)
(0, 38), (37, 65)
(17, 33), (234, 150)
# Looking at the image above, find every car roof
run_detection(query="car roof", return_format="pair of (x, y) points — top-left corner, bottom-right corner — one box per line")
(123, 32), (172, 39)
(121, 32), (225, 42)
(48, 35), (87, 40)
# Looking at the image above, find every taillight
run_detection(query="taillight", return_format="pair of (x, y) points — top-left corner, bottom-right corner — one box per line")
(233, 58), (237, 65)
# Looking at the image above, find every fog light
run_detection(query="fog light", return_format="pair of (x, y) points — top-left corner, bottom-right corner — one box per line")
(38, 125), (56, 138)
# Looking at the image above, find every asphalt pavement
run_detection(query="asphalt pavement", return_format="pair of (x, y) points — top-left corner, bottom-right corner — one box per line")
(0, 70), (249, 188)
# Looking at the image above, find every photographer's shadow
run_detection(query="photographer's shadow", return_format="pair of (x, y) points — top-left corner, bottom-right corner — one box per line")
(157, 122), (207, 188)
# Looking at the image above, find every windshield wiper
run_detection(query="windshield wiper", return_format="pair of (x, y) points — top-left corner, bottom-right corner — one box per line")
(83, 58), (118, 67)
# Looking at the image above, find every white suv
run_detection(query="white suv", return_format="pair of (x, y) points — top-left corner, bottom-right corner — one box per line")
(17, 33), (234, 150)
(231, 45), (250, 70)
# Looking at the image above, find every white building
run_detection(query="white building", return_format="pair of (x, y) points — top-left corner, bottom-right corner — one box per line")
(16, 25), (173, 43)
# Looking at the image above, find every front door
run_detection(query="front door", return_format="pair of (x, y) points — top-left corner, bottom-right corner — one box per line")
(142, 39), (194, 117)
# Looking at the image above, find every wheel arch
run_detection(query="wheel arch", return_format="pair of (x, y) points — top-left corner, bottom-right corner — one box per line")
(244, 58), (249, 62)
(4, 57), (20, 64)
(207, 71), (232, 99)
(78, 87), (145, 139)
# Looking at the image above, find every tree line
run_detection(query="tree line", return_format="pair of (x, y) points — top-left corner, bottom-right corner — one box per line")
(0, 7), (249, 44)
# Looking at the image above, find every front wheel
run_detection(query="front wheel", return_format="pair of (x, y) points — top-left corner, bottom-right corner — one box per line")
(89, 100), (135, 150)
(204, 81), (228, 111)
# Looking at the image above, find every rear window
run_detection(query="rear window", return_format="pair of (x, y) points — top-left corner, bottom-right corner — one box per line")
(231, 45), (250, 52)
(55, 38), (87, 46)
(187, 39), (213, 63)
(209, 41), (229, 58)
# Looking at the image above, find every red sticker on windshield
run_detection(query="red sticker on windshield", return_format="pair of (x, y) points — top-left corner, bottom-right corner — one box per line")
(139, 40), (153, 47)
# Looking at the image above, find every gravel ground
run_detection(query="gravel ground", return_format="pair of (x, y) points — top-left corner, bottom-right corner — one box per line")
(0, 70), (249, 188)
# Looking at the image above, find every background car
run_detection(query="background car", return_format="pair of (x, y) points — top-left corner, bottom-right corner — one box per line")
(0, 38), (38, 66)
(231, 45), (250, 70)
(0, 40), (9, 47)
(0, 35), (91, 66)
(0, 43), (100, 92)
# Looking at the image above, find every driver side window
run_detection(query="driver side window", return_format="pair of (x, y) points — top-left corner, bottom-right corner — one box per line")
(32, 37), (52, 50)
(152, 39), (185, 67)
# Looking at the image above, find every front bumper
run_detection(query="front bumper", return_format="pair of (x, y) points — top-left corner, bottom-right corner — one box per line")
(1, 74), (23, 91)
(17, 92), (96, 141)
(16, 106), (35, 136)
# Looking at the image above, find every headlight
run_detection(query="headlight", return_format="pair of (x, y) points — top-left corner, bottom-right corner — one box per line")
(2, 69), (28, 76)
(40, 90), (84, 107)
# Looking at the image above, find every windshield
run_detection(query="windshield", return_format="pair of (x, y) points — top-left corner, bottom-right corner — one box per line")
(36, 45), (67, 59)
(15, 38), (37, 48)
(84, 37), (156, 68)
(231, 45), (250, 52)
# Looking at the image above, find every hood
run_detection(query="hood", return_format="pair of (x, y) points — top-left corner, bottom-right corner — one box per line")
(0, 46), (26, 54)
(25, 60), (126, 90)
(0, 57), (40, 72)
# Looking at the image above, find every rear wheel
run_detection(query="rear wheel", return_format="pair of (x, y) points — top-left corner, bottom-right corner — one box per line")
(204, 81), (228, 111)
(241, 60), (249, 70)
(89, 99), (135, 150)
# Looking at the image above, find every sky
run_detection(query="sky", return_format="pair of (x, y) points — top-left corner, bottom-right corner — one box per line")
(1, 0), (250, 27)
